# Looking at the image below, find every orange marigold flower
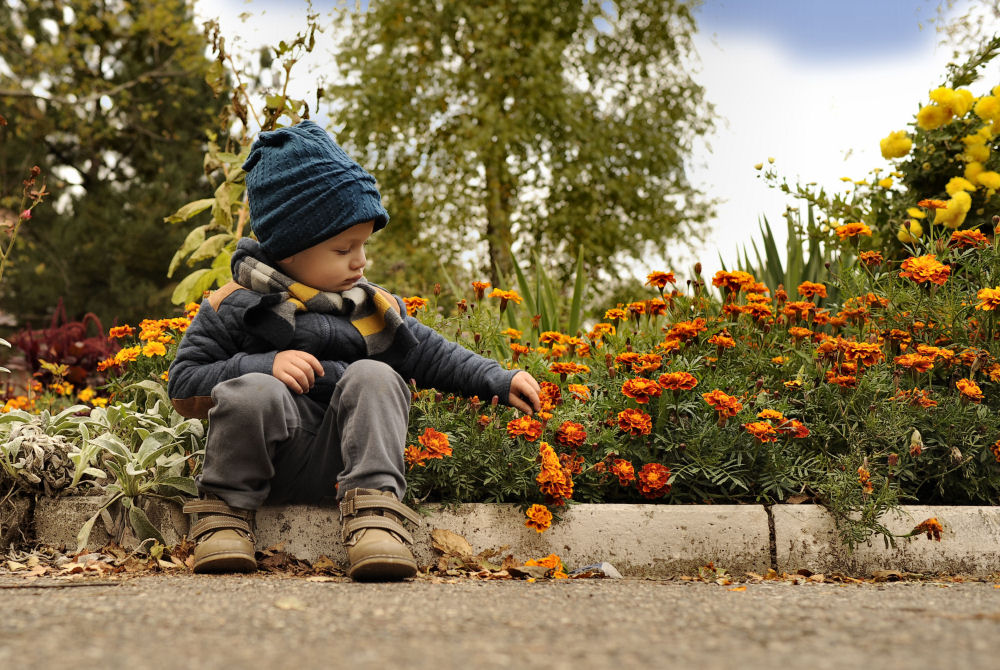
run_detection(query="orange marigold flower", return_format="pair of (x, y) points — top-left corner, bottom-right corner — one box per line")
(525, 553), (567, 577)
(956, 378), (984, 403)
(96, 357), (117, 372)
(538, 381), (561, 410)
(555, 421), (587, 448)
(777, 419), (810, 439)
(771, 356), (788, 364)
(712, 270), (757, 295)
(507, 415), (544, 441)
(834, 222), (872, 239)
(788, 326), (813, 340)
(858, 250), (884, 266)
(841, 341), (884, 367)
(656, 337), (682, 353)
(975, 287), (1000, 311)
(911, 517), (942, 541)
(664, 318), (708, 342)
(604, 307), (627, 321)
(637, 463), (671, 499)
(469, 281), (491, 302)
(783, 301), (815, 320)
(524, 504), (553, 533)
(488, 288), (523, 308)
(708, 332), (735, 349)
(501, 327), (523, 340)
(949, 229), (990, 249)
(857, 465), (873, 495)
(899, 254), (951, 285)
(797, 281), (827, 299)
(108, 325), (134, 339)
(744, 421), (779, 443)
(645, 271), (677, 288)
(990, 439), (1000, 463)
(894, 388), (938, 409)
(701, 390), (742, 417)
(404, 445), (429, 467)
(917, 198), (948, 209)
(539, 331), (565, 344)
(632, 353), (663, 375)
(621, 377), (663, 404)
(657, 371), (698, 391)
(567, 384), (590, 402)
(646, 299), (668, 317)
(894, 353), (935, 373)
(610, 458), (636, 486)
(825, 371), (858, 388)
(617, 408), (652, 435)
(537, 442), (574, 505)
(757, 409), (785, 421)
(418, 427), (452, 458)
(626, 301), (646, 316)
(549, 362), (591, 377)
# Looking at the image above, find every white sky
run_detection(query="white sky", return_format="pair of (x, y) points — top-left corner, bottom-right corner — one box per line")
(193, 0), (999, 285)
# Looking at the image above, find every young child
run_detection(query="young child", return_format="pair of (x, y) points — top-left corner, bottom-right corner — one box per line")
(168, 120), (541, 580)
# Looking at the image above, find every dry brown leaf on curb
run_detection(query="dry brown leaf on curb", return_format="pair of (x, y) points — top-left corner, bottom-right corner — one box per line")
(431, 528), (474, 557)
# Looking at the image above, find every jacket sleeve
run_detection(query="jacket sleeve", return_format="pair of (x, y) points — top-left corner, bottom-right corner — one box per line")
(390, 302), (519, 405)
(167, 299), (278, 417)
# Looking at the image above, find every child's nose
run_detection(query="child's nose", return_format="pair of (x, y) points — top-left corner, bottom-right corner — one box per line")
(351, 248), (366, 270)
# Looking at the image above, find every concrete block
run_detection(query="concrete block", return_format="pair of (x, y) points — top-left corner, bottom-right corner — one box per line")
(0, 493), (32, 549)
(774, 504), (1000, 577)
(256, 503), (772, 577)
(33, 496), (188, 551)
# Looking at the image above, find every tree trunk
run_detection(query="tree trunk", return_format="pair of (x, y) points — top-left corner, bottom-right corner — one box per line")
(484, 145), (514, 288)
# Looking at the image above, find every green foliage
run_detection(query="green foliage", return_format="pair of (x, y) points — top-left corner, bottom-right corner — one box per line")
(0, 0), (225, 326)
(729, 207), (845, 304)
(330, 0), (716, 291)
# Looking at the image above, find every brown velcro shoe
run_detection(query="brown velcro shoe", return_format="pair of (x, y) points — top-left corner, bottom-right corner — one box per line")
(183, 498), (257, 574)
(340, 488), (421, 581)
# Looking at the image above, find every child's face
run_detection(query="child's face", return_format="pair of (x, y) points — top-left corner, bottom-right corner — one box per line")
(277, 220), (374, 292)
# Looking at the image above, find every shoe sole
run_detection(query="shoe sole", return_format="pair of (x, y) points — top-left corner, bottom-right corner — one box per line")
(348, 555), (417, 581)
(192, 552), (257, 574)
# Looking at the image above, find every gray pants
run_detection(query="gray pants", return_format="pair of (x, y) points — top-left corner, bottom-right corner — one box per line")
(197, 360), (411, 510)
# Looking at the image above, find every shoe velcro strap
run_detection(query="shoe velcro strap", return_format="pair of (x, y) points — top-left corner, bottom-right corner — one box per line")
(190, 515), (254, 541)
(183, 499), (253, 520)
(339, 496), (421, 525)
(341, 516), (415, 545)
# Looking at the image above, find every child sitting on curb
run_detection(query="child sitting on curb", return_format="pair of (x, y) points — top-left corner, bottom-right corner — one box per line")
(167, 120), (541, 580)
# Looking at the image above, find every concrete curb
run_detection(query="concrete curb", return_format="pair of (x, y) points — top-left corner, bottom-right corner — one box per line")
(22, 497), (1000, 577)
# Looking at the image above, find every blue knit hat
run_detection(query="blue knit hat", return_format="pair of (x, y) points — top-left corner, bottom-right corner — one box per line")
(242, 120), (389, 261)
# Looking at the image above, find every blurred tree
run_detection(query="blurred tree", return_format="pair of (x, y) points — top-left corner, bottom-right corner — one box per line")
(0, 0), (223, 327)
(330, 0), (715, 291)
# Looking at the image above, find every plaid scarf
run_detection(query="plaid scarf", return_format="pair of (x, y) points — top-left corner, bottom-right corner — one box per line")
(232, 243), (415, 355)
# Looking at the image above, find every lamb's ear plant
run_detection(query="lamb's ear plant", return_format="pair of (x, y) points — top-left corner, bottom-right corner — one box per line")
(74, 381), (205, 551)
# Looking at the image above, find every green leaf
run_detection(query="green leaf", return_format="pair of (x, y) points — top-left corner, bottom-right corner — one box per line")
(189, 233), (234, 264)
(156, 476), (199, 497)
(163, 199), (214, 225)
(168, 225), (208, 278)
(171, 268), (217, 305)
(128, 504), (166, 545)
(568, 245), (587, 337)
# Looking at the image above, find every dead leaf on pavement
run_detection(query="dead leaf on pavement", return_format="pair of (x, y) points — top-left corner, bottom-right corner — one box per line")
(431, 528), (474, 558)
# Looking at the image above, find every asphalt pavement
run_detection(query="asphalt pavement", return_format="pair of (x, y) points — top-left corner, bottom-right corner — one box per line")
(1, 574), (997, 670)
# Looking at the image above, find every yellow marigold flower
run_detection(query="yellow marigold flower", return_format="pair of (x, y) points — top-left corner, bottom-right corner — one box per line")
(945, 176), (976, 196)
(604, 307), (627, 321)
(930, 86), (973, 116)
(965, 143), (990, 163)
(488, 288), (522, 307)
(916, 103), (951, 131)
(975, 287), (1000, 311)
(77, 387), (95, 403)
(933, 191), (972, 229)
(878, 177), (894, 188)
(834, 222), (872, 240)
(879, 130), (912, 159)
(977, 170), (1000, 190)
(567, 384), (590, 402)
(525, 504), (552, 533)
(501, 328), (522, 340)
(114, 345), (141, 365)
(974, 95), (1000, 123)
(906, 207), (926, 219)
(142, 341), (167, 357)
(897, 220), (922, 244)
(965, 161), (985, 183)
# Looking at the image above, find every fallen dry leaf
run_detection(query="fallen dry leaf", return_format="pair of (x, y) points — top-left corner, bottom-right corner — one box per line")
(728, 586), (747, 592)
(274, 597), (306, 611)
(431, 528), (474, 558)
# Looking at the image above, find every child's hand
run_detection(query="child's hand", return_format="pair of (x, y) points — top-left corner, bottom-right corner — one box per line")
(272, 349), (324, 394)
(502, 370), (542, 416)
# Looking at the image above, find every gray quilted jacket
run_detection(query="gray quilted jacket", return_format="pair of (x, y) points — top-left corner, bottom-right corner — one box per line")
(167, 278), (516, 419)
